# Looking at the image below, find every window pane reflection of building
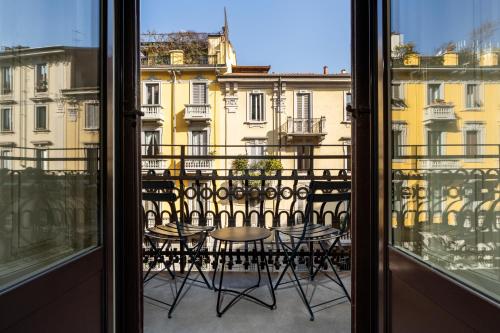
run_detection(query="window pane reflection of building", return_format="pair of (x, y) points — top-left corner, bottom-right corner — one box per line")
(390, 0), (500, 301)
(0, 0), (101, 291)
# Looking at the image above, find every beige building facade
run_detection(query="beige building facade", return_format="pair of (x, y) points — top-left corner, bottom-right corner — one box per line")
(0, 46), (100, 172)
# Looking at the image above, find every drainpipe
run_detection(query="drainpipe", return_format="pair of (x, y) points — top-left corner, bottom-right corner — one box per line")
(170, 70), (177, 166)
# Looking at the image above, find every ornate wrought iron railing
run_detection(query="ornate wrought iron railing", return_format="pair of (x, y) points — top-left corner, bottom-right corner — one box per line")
(140, 144), (352, 273)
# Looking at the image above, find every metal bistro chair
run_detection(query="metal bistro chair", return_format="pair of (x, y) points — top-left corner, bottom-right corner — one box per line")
(273, 180), (351, 321)
(142, 180), (214, 318)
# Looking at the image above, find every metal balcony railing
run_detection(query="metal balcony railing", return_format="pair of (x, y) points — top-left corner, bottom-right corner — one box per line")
(285, 117), (326, 135)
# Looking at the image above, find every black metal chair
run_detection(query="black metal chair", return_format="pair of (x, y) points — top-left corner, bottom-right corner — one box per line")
(272, 180), (351, 321)
(142, 180), (214, 318)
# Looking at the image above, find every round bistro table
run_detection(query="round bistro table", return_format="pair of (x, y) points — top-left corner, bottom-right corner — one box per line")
(210, 226), (276, 317)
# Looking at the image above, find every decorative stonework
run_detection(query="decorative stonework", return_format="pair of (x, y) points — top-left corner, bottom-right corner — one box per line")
(273, 82), (286, 113)
(224, 83), (239, 113)
(67, 107), (79, 122)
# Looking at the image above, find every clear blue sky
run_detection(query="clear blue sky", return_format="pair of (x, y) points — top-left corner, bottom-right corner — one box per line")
(393, 0), (500, 54)
(0, 0), (100, 48)
(141, 0), (351, 74)
(2, 0), (498, 69)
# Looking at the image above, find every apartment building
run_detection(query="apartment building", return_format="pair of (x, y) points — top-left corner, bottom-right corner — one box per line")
(391, 48), (500, 171)
(0, 46), (100, 171)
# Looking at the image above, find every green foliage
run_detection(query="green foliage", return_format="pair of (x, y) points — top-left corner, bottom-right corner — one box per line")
(231, 156), (248, 173)
(392, 42), (418, 59)
(141, 31), (208, 64)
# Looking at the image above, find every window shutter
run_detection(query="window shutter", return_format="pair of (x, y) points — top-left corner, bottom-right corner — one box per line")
(297, 93), (311, 119)
(193, 83), (207, 104)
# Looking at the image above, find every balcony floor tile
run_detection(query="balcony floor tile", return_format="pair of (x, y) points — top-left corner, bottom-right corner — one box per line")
(144, 271), (351, 333)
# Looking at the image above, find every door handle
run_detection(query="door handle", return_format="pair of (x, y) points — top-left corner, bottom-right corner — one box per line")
(346, 105), (370, 119)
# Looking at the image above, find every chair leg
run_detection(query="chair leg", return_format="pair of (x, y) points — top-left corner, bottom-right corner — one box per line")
(261, 240), (276, 309)
(212, 240), (222, 291)
(185, 234), (212, 289)
(280, 241), (315, 321)
(216, 241), (227, 317)
(143, 238), (172, 283)
(167, 235), (208, 318)
(273, 233), (292, 289)
(311, 238), (339, 280)
(318, 240), (351, 302)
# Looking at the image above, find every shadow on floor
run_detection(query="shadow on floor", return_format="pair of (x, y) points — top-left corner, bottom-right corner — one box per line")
(144, 271), (351, 333)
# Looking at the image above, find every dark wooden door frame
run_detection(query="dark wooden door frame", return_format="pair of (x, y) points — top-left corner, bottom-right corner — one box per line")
(113, 0), (143, 332)
(351, 0), (382, 331)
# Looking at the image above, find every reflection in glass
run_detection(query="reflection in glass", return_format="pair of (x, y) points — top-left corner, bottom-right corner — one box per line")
(0, 0), (100, 290)
(390, 0), (500, 300)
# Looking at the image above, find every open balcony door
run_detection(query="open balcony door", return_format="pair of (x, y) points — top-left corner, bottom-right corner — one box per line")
(352, 0), (500, 332)
(0, 0), (142, 332)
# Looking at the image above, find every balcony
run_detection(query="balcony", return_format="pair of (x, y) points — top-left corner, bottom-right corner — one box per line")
(283, 117), (327, 142)
(141, 105), (163, 123)
(184, 157), (214, 172)
(423, 103), (456, 125)
(141, 158), (167, 170)
(184, 104), (211, 123)
(418, 159), (460, 170)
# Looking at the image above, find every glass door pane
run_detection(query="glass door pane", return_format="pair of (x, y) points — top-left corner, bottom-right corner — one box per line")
(0, 0), (101, 291)
(390, 0), (500, 301)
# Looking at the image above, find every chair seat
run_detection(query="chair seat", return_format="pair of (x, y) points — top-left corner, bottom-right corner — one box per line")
(146, 222), (213, 240)
(274, 223), (341, 240)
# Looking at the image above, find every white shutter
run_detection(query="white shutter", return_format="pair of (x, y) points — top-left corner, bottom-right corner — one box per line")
(192, 83), (207, 104)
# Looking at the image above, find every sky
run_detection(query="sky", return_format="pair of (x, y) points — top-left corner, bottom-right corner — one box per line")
(1, 0), (499, 72)
(140, 0), (351, 74)
(392, 0), (500, 54)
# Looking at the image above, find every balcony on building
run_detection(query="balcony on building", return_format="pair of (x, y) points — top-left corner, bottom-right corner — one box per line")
(423, 103), (456, 125)
(141, 105), (163, 123)
(184, 157), (215, 173)
(184, 104), (211, 123)
(283, 116), (327, 142)
(418, 159), (461, 170)
(141, 158), (167, 170)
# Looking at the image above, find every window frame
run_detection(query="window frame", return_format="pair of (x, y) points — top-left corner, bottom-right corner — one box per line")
(464, 82), (483, 110)
(245, 139), (266, 166)
(143, 81), (161, 105)
(34, 104), (48, 131)
(190, 80), (209, 105)
(247, 91), (266, 123)
(0, 148), (12, 170)
(463, 122), (485, 161)
(425, 129), (444, 157)
(1, 66), (12, 95)
(391, 82), (406, 109)
(344, 91), (353, 122)
(35, 63), (48, 93)
(142, 129), (162, 156)
(34, 146), (48, 170)
(426, 82), (444, 105)
(1, 106), (13, 132)
(84, 102), (100, 130)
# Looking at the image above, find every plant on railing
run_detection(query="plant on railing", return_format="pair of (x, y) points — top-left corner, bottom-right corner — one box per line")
(247, 158), (283, 187)
(231, 156), (249, 174)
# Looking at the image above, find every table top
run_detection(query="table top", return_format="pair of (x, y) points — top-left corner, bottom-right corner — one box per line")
(211, 227), (271, 242)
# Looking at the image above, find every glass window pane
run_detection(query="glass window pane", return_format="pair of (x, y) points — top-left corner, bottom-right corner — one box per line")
(391, 0), (500, 301)
(0, 0), (101, 291)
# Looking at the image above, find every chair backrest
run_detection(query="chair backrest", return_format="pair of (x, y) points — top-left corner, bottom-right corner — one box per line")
(142, 180), (178, 231)
(301, 180), (351, 238)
